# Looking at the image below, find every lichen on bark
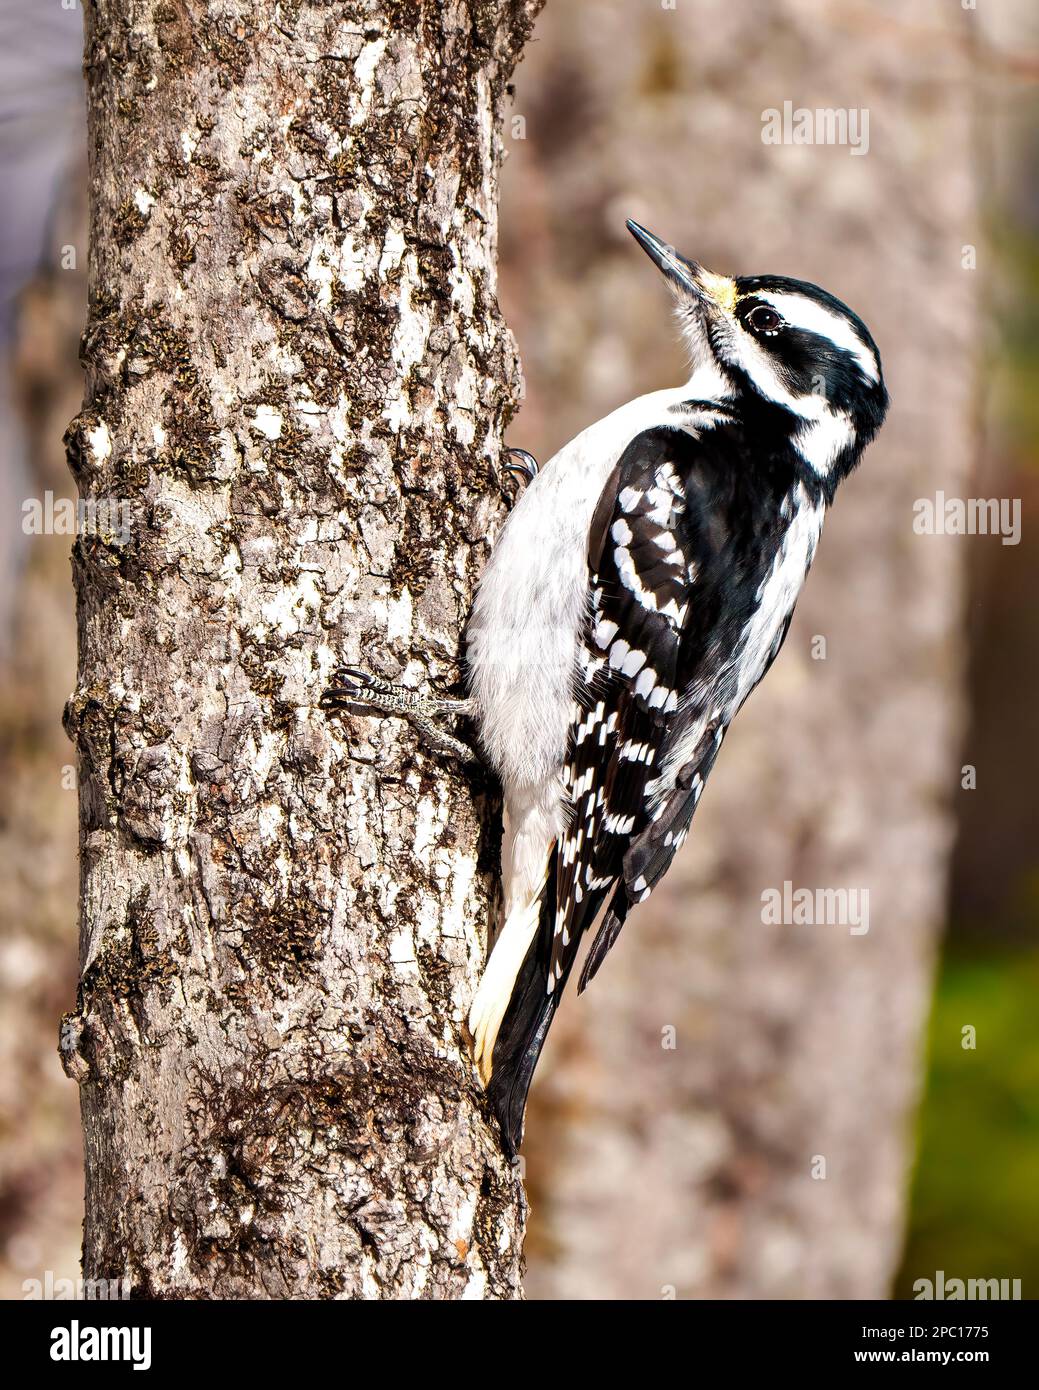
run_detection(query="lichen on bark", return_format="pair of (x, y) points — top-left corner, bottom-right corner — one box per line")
(65, 0), (543, 1299)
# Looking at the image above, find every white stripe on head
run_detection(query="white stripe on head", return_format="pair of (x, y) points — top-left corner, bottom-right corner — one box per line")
(755, 291), (879, 383)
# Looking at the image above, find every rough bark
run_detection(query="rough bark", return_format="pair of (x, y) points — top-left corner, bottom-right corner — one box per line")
(63, 0), (540, 1300)
(501, 0), (978, 1298)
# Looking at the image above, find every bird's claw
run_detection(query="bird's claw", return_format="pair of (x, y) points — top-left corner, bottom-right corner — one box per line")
(320, 666), (481, 765)
(504, 447), (539, 485)
(321, 666), (394, 708)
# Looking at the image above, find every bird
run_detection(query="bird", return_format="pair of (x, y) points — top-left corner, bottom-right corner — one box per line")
(323, 220), (889, 1157)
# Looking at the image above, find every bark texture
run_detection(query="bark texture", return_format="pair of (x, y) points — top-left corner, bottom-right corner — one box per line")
(64, 0), (540, 1300)
(500, 0), (979, 1299)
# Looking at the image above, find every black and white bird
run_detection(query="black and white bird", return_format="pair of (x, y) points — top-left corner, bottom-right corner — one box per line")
(325, 221), (888, 1156)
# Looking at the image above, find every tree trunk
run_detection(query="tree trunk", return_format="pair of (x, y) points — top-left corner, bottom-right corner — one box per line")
(62, 0), (540, 1300)
(501, 0), (977, 1298)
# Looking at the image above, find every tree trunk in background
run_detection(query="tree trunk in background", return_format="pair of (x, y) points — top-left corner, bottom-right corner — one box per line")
(501, 0), (977, 1298)
(0, 10), (87, 1293)
(63, 0), (540, 1300)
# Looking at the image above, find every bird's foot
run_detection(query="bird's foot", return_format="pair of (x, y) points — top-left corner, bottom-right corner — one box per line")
(504, 447), (539, 484)
(321, 666), (479, 764)
(499, 447), (539, 502)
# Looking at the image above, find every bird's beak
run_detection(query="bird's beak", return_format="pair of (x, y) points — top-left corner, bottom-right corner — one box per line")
(626, 219), (737, 315)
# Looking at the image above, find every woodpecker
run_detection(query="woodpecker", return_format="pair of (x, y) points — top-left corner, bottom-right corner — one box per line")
(324, 220), (889, 1156)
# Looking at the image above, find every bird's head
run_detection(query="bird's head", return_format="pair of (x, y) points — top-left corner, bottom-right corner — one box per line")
(627, 219), (888, 493)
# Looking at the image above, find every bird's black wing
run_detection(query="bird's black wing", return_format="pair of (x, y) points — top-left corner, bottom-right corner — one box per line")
(550, 425), (734, 995)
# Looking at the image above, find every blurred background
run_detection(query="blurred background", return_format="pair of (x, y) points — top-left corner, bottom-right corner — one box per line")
(0, 0), (1036, 1298)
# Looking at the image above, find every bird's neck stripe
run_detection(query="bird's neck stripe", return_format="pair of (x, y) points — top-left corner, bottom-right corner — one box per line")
(793, 410), (856, 476)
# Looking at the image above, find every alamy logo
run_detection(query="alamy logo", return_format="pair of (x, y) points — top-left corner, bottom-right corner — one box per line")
(50, 1320), (151, 1371)
(21, 492), (132, 547)
(761, 101), (869, 156)
(913, 492), (1021, 546)
(24, 1271), (130, 1300)
(761, 881), (869, 935)
(913, 1270), (1021, 1300)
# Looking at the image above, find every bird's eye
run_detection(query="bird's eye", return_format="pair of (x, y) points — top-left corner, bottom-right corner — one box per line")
(746, 304), (782, 335)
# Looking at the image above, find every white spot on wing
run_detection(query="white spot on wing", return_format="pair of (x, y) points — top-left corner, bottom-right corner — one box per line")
(594, 618), (618, 649)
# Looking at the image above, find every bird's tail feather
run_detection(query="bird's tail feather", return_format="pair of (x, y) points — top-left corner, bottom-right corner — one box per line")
(577, 883), (631, 994)
(468, 849), (551, 1082)
(479, 854), (560, 1156)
